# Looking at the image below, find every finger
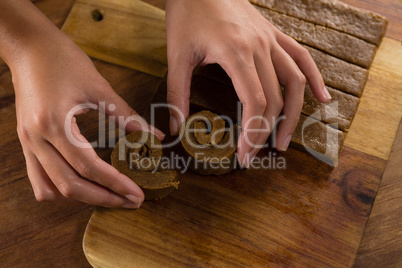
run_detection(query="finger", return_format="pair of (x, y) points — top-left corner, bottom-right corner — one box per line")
(220, 55), (266, 168)
(94, 81), (165, 141)
(51, 120), (145, 206)
(270, 45), (306, 151)
(34, 139), (139, 208)
(166, 50), (196, 135)
(253, 50), (283, 154)
(23, 147), (75, 203)
(275, 31), (331, 103)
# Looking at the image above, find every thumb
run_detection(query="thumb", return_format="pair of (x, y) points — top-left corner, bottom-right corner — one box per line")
(167, 53), (194, 135)
(96, 84), (165, 141)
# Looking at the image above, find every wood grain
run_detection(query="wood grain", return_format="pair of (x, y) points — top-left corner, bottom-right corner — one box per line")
(83, 75), (379, 268)
(62, 0), (167, 77)
(84, 144), (386, 267)
(344, 38), (402, 160)
(80, 0), (400, 267)
(354, 119), (402, 267)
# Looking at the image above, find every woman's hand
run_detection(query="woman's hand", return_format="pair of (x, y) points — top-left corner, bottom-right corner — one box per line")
(1, 0), (164, 208)
(165, 0), (331, 167)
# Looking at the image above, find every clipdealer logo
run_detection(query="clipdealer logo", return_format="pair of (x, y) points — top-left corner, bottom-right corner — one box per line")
(63, 100), (340, 171)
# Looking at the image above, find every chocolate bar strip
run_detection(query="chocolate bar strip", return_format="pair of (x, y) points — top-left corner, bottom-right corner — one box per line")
(194, 65), (359, 131)
(250, 0), (388, 46)
(303, 85), (359, 132)
(190, 75), (345, 166)
(253, 5), (377, 68)
(305, 46), (368, 97)
(292, 114), (345, 166)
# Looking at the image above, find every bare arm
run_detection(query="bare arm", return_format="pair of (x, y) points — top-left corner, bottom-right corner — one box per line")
(0, 0), (164, 208)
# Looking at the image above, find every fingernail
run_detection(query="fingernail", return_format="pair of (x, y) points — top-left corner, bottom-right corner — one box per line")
(123, 202), (141, 209)
(279, 135), (292, 151)
(323, 87), (332, 101)
(125, 194), (142, 204)
(170, 115), (178, 135)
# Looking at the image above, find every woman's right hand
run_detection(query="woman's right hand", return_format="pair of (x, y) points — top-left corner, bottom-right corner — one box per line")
(1, 0), (164, 208)
(165, 0), (330, 167)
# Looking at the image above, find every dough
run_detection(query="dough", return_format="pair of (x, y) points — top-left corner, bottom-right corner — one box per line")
(302, 84), (359, 132)
(111, 131), (179, 200)
(250, 0), (388, 45)
(254, 5), (377, 68)
(304, 45), (368, 97)
(179, 111), (238, 175)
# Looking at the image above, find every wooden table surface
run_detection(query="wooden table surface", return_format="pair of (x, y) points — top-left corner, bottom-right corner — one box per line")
(0, 0), (401, 267)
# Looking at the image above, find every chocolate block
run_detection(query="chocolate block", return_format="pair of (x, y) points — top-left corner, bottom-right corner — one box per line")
(254, 5), (377, 68)
(250, 0), (388, 46)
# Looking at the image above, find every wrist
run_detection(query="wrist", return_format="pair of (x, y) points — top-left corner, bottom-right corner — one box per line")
(0, 0), (71, 72)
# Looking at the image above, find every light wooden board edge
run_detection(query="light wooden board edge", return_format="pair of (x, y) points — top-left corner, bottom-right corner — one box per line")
(344, 37), (402, 160)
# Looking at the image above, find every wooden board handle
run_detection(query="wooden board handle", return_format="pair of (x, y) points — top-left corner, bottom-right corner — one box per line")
(62, 0), (167, 77)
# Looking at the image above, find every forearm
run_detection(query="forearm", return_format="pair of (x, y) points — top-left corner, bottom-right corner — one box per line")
(0, 0), (69, 73)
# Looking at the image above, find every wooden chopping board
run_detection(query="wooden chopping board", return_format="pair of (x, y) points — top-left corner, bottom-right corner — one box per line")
(60, 0), (402, 267)
(84, 147), (383, 267)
